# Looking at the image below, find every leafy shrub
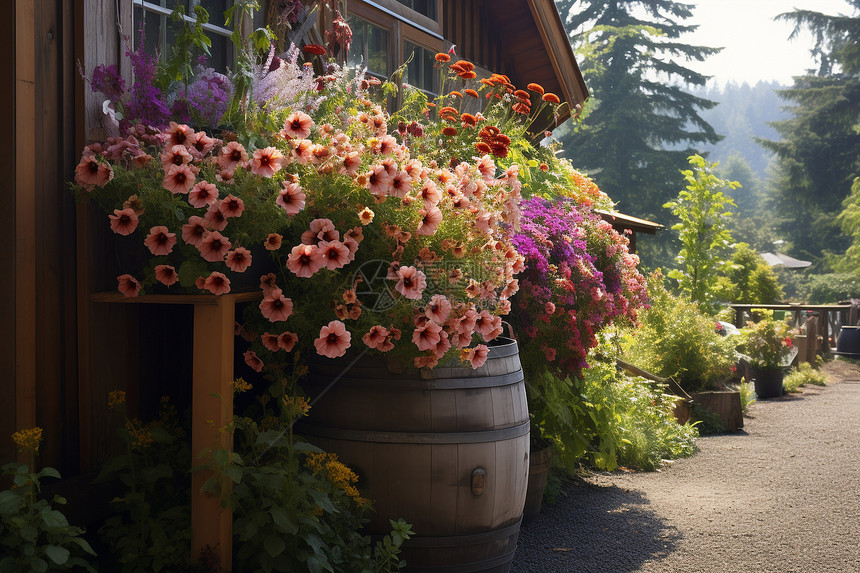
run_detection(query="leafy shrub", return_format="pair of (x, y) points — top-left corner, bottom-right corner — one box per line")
(714, 243), (783, 304)
(783, 363), (828, 393)
(96, 394), (194, 572)
(203, 391), (411, 573)
(622, 272), (736, 392)
(737, 380), (756, 413)
(527, 359), (698, 472)
(1, 429), (97, 573)
(806, 273), (860, 303)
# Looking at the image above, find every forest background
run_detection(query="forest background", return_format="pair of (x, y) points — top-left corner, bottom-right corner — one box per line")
(552, 0), (860, 304)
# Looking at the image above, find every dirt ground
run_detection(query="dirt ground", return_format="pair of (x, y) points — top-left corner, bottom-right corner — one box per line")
(512, 359), (860, 573)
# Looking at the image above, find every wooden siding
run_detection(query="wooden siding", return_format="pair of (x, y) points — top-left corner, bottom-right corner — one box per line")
(3, 0), (80, 471)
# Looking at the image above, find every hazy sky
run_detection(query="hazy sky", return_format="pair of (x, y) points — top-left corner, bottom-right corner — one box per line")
(682, 0), (854, 86)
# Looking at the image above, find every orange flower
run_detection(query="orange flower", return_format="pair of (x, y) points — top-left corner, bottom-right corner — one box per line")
(513, 90), (531, 101)
(542, 92), (561, 104)
(527, 82), (545, 94)
(464, 88), (479, 98)
(512, 103), (530, 115)
(460, 113), (477, 127)
(442, 126), (458, 137)
(475, 142), (491, 154)
(450, 90), (463, 98)
(435, 52), (451, 62)
(459, 71), (477, 80)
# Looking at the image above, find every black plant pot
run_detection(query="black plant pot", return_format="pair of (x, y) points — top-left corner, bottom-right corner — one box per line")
(751, 367), (784, 399)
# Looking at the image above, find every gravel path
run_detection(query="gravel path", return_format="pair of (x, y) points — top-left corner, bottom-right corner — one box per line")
(512, 374), (860, 573)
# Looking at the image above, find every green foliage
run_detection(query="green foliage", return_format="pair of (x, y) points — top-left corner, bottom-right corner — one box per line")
(737, 380), (756, 413)
(96, 397), (194, 572)
(527, 356), (698, 473)
(738, 315), (793, 370)
(783, 362), (828, 393)
(715, 243), (783, 304)
(664, 155), (740, 308)
(158, 4), (213, 91)
(834, 178), (860, 274)
(0, 464), (97, 573)
(622, 272), (737, 392)
(202, 404), (410, 573)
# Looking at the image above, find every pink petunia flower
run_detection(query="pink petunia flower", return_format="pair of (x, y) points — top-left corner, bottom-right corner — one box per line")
(225, 247), (252, 272)
(461, 344), (489, 369)
(160, 144), (193, 170)
(143, 225), (177, 256)
(318, 240), (351, 270)
(166, 122), (195, 148)
(261, 332), (281, 352)
(220, 194), (245, 218)
(163, 163), (196, 194)
(277, 331), (298, 352)
(394, 266), (427, 300)
(109, 208), (139, 236)
(75, 155), (114, 187)
(276, 181), (306, 215)
(314, 320), (351, 358)
(250, 146), (284, 178)
(286, 244), (324, 278)
(155, 265), (179, 287)
(417, 206), (443, 236)
(425, 294), (451, 324)
(181, 215), (208, 247)
(412, 322), (442, 352)
(362, 325), (393, 351)
(283, 111), (314, 139)
(219, 141), (248, 171)
(204, 201), (229, 231)
(203, 271), (231, 295)
(243, 350), (264, 372)
(197, 231), (232, 262)
(474, 310), (502, 341)
(264, 233), (282, 251)
(188, 180), (219, 208)
(259, 288), (293, 322)
(259, 273), (279, 297)
(117, 274), (141, 297)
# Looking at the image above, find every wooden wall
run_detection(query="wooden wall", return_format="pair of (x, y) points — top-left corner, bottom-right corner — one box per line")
(3, 0), (80, 472)
(442, 0), (505, 75)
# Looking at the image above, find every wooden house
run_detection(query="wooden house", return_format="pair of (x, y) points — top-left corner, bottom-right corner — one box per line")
(5, 0), (588, 565)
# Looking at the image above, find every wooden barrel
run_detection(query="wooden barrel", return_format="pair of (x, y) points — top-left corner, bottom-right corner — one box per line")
(522, 444), (553, 524)
(299, 337), (529, 573)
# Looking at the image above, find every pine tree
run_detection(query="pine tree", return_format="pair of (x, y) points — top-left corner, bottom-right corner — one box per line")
(757, 2), (860, 261)
(555, 0), (721, 221)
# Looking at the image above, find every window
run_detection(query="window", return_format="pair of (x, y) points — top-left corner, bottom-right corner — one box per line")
(395, 0), (437, 21)
(404, 41), (438, 94)
(347, 15), (390, 79)
(132, 0), (234, 71)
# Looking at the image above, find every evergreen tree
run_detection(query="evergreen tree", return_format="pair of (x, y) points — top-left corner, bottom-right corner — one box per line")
(758, 2), (860, 261)
(555, 0), (721, 220)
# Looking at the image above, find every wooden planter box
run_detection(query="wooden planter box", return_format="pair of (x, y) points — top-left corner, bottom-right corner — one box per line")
(674, 391), (743, 432)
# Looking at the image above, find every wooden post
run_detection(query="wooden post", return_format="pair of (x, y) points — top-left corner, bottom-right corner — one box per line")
(805, 316), (819, 364)
(190, 295), (236, 569)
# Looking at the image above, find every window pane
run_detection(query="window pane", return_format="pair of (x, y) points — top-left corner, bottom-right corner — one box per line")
(347, 16), (389, 77)
(396, 0), (437, 20)
(405, 42), (437, 94)
(197, 0), (230, 28)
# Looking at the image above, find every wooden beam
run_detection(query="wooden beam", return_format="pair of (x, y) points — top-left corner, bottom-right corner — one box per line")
(15, 0), (38, 458)
(190, 295), (237, 569)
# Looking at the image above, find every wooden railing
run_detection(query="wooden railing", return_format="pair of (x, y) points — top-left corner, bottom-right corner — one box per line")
(729, 303), (855, 348)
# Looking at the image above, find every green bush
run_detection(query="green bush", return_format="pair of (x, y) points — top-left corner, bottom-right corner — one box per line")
(806, 273), (860, 303)
(622, 272), (737, 392)
(527, 359), (698, 472)
(715, 243), (783, 304)
(783, 363), (828, 393)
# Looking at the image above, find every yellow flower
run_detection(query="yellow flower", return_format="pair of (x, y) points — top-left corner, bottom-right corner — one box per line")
(12, 427), (43, 456)
(125, 419), (153, 449)
(282, 395), (311, 419)
(233, 378), (253, 393)
(108, 390), (127, 410)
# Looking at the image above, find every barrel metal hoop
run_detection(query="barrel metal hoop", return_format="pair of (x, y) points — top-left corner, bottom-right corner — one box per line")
(299, 420), (530, 444)
(306, 368), (524, 391)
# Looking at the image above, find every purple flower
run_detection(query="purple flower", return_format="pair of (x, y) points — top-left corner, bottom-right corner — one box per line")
(91, 64), (126, 101)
